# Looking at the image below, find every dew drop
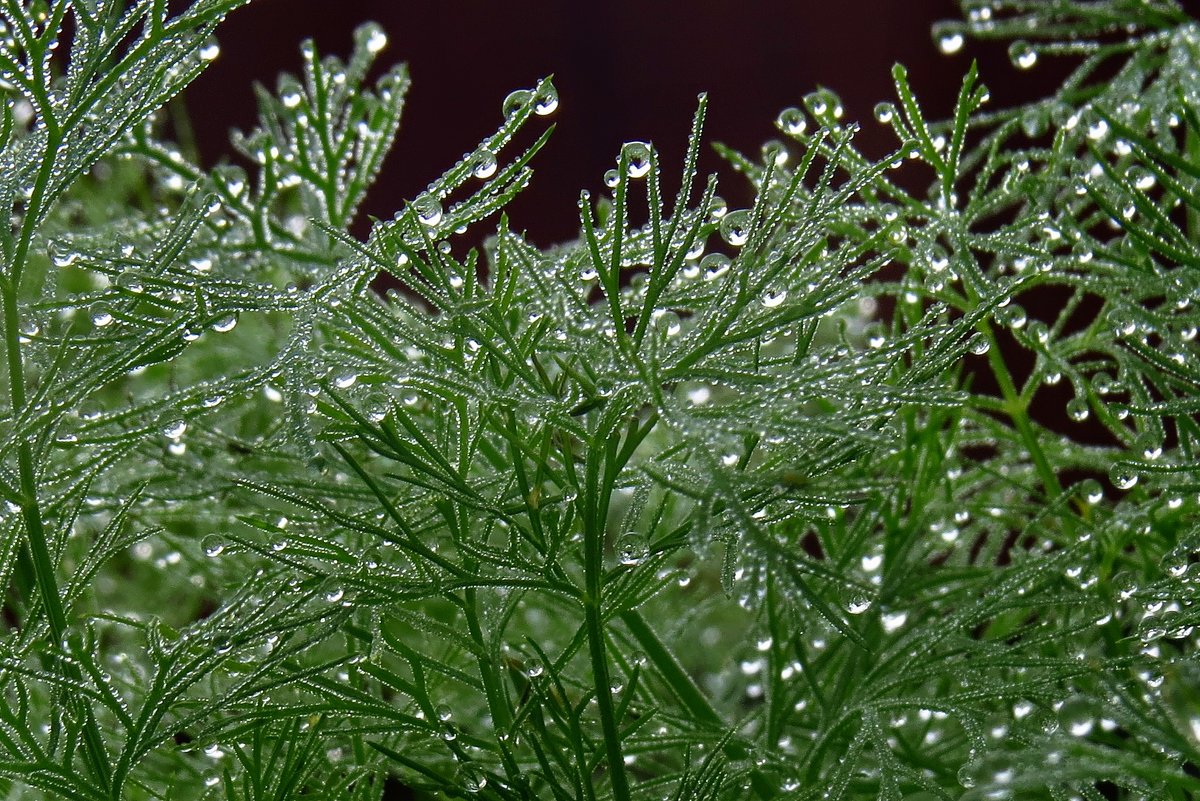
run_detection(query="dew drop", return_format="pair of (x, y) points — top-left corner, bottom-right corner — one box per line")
(1087, 119), (1109, 141)
(90, 304), (113, 327)
(50, 242), (79, 267)
(616, 534), (646, 566)
(938, 31), (965, 55)
(502, 89), (532, 118)
(366, 393), (389, 423)
(707, 196), (728, 220)
(653, 310), (682, 337)
(967, 333), (990, 355)
(1128, 166), (1154, 190)
(775, 107), (806, 136)
(720, 210), (751, 247)
(364, 26), (388, 54)
(1110, 464), (1138, 490)
(201, 534), (227, 558)
(1058, 695), (1094, 737)
(162, 419), (187, 440)
(1066, 397), (1089, 423)
(1078, 479), (1103, 505)
(760, 287), (787, 309)
(701, 254), (731, 281)
(1011, 41), (1038, 69)
(413, 195), (443, 227)
(846, 596), (872, 615)
(873, 102), (895, 124)
(457, 763), (488, 793)
(116, 271), (144, 293)
(471, 149), (497, 179)
(212, 314), (238, 333)
(534, 84), (559, 116)
(622, 141), (652, 179)
(334, 372), (358, 389)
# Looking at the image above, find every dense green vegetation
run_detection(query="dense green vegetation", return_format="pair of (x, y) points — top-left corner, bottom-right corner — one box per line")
(1, 1), (1199, 798)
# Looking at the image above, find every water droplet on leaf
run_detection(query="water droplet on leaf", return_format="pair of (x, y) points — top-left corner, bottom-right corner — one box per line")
(622, 141), (652, 179)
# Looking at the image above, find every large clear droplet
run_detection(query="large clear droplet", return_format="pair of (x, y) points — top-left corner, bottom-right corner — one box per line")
(622, 141), (652, 179)
(534, 83), (559, 116)
(199, 39), (220, 62)
(162, 418), (187, 440)
(701, 254), (731, 281)
(1078, 479), (1103, 505)
(471, 148), (497, 179)
(457, 763), (488, 794)
(201, 534), (227, 558)
(413, 194), (443, 227)
(937, 30), (964, 55)
(1065, 397), (1089, 422)
(846, 596), (872, 615)
(212, 314), (238, 333)
(616, 533), (646, 566)
(90, 303), (113, 328)
(775, 107), (806, 136)
(967, 333), (990, 355)
(1109, 464), (1138, 490)
(720, 210), (751, 247)
(1058, 695), (1094, 737)
(760, 286), (787, 309)
(50, 241), (79, 267)
(363, 24), (388, 55)
(1010, 41), (1037, 69)
(502, 89), (532, 118)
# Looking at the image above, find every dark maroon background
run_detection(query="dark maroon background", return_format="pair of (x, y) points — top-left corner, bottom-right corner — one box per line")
(184, 0), (1048, 246)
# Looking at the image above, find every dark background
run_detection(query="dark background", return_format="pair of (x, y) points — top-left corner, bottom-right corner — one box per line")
(184, 0), (1052, 246)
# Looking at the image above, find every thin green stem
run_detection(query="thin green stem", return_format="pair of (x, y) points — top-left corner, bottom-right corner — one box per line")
(1, 55), (112, 793)
(981, 320), (1063, 500)
(581, 445), (630, 801)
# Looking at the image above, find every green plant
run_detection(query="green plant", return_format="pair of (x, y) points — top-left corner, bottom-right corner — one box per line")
(1, 0), (1199, 798)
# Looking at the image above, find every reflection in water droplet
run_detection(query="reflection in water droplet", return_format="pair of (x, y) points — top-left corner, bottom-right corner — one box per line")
(1011, 41), (1038, 69)
(534, 84), (559, 116)
(622, 141), (652, 179)
(413, 195), (443, 227)
(761, 287), (787, 309)
(938, 32), (964, 55)
(471, 149), (497, 179)
(776, 107), (806, 136)
(162, 419), (187, 439)
(202, 534), (227, 558)
(847, 596), (872, 615)
(1110, 464), (1138, 490)
(720, 210), (750, 247)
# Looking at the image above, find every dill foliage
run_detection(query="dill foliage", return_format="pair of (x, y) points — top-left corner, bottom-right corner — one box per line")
(0, 1), (1199, 799)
